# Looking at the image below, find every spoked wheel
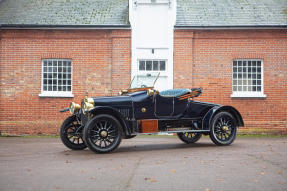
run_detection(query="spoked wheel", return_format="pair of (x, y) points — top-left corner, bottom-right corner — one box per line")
(209, 111), (237, 146)
(60, 115), (87, 150)
(83, 114), (122, 153)
(177, 132), (202, 144)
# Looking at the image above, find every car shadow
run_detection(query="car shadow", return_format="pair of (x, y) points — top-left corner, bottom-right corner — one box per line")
(60, 142), (218, 156)
(115, 142), (217, 153)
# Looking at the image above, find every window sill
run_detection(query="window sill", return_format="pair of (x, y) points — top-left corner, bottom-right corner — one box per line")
(230, 92), (267, 98)
(39, 92), (74, 98)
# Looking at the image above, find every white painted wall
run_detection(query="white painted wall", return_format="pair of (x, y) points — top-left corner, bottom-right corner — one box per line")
(129, 0), (176, 91)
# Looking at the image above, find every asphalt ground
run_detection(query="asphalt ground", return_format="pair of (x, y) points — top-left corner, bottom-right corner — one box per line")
(0, 135), (286, 191)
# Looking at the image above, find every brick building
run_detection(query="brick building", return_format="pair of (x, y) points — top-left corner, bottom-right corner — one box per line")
(0, 0), (286, 135)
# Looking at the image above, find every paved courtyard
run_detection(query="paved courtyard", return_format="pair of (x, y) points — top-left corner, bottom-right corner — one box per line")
(0, 136), (286, 191)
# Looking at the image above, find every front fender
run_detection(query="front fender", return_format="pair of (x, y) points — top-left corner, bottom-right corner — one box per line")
(202, 105), (244, 130)
(89, 106), (131, 136)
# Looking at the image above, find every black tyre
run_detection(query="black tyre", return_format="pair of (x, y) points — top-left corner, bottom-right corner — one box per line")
(83, 114), (122, 153)
(209, 111), (237, 146)
(60, 115), (87, 150)
(177, 132), (202, 144)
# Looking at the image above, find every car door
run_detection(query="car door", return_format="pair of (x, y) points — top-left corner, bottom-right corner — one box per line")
(154, 94), (174, 117)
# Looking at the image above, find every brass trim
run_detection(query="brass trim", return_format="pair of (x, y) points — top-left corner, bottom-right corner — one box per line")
(147, 89), (154, 96)
(141, 107), (146, 113)
(69, 102), (80, 114)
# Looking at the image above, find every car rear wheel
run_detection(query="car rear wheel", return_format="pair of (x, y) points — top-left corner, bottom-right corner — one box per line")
(209, 111), (237, 146)
(60, 115), (87, 150)
(177, 132), (202, 144)
(83, 114), (122, 153)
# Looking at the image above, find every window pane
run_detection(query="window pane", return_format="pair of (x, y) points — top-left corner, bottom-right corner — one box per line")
(243, 86), (247, 91)
(153, 61), (159, 71)
(139, 61), (145, 70)
(42, 59), (72, 93)
(233, 59), (263, 94)
(238, 86), (242, 91)
(160, 61), (166, 71)
(146, 61), (152, 71)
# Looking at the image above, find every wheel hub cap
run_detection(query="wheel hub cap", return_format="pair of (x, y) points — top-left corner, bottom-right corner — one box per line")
(100, 130), (108, 138)
(222, 126), (229, 132)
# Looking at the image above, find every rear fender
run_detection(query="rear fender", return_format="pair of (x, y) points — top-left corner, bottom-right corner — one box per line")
(89, 106), (131, 136)
(202, 106), (244, 130)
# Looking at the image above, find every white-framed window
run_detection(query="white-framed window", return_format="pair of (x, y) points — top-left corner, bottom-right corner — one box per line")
(39, 59), (74, 97)
(138, 60), (166, 71)
(231, 59), (266, 98)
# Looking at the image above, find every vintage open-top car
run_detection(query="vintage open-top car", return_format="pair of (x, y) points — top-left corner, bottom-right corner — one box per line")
(60, 75), (244, 153)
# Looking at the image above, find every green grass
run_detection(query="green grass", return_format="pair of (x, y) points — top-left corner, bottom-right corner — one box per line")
(0, 134), (60, 138)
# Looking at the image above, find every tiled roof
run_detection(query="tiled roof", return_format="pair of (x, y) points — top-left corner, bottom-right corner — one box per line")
(176, 0), (287, 27)
(1, 0), (286, 28)
(0, 0), (129, 27)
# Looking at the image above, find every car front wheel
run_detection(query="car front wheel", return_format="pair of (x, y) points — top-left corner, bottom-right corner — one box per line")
(83, 114), (122, 153)
(60, 115), (87, 150)
(209, 111), (237, 146)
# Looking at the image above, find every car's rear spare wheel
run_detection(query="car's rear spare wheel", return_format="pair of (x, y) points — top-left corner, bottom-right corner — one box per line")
(209, 111), (237, 146)
(177, 132), (202, 144)
(83, 114), (122, 153)
(60, 115), (87, 150)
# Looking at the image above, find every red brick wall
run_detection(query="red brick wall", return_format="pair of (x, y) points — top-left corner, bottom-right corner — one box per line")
(0, 29), (131, 135)
(1, 29), (286, 135)
(174, 29), (287, 133)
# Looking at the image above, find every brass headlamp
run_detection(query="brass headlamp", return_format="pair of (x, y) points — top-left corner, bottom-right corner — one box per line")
(81, 97), (95, 114)
(69, 102), (81, 114)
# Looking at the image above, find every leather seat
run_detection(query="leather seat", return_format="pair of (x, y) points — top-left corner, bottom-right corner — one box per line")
(159, 89), (190, 97)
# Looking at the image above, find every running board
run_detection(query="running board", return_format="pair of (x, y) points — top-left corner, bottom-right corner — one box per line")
(137, 129), (210, 135)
